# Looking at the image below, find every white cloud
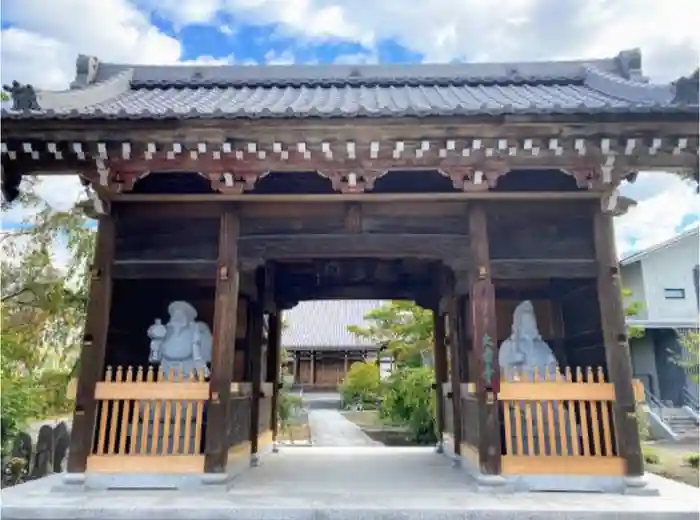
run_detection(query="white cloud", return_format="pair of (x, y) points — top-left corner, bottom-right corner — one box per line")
(146, 0), (698, 81)
(1, 0), (182, 89)
(1, 176), (87, 228)
(616, 173), (700, 257)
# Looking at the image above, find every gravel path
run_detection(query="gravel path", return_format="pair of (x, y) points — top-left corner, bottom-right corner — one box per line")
(308, 409), (382, 446)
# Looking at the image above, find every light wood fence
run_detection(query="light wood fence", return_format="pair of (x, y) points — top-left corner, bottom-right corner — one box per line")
(499, 365), (644, 476)
(86, 365), (208, 473)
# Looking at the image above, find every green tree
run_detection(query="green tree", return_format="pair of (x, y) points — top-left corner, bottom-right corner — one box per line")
(1, 181), (94, 454)
(672, 330), (699, 385)
(347, 300), (433, 368)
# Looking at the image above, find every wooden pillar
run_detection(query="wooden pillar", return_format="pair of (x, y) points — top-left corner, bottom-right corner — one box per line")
(267, 312), (282, 441)
(248, 293), (265, 460)
(594, 210), (644, 476)
(344, 352), (349, 375)
(433, 308), (448, 446)
(445, 270), (463, 456)
(67, 216), (115, 474)
(468, 203), (501, 475)
(310, 351), (316, 387)
(204, 211), (240, 473)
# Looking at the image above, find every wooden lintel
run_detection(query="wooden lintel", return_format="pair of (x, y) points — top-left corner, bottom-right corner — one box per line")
(238, 233), (468, 262)
(111, 192), (603, 203)
(490, 259), (598, 279)
(112, 260), (216, 279)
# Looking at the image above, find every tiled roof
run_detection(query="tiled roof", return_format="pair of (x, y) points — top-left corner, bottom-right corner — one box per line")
(282, 300), (387, 350)
(2, 49), (696, 120)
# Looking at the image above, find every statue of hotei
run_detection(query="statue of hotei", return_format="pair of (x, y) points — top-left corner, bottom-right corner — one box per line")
(498, 300), (579, 455)
(147, 301), (212, 380)
(136, 301), (213, 455)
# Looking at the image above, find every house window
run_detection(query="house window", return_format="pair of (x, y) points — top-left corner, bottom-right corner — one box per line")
(664, 288), (686, 299)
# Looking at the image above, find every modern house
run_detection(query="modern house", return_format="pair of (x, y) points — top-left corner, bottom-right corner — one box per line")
(621, 226), (699, 438)
(281, 300), (388, 390)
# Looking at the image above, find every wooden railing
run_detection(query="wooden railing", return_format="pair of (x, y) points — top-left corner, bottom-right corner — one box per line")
(87, 365), (208, 473)
(498, 366), (644, 476)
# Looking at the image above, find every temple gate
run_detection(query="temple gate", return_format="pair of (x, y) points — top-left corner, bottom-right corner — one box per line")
(2, 49), (697, 493)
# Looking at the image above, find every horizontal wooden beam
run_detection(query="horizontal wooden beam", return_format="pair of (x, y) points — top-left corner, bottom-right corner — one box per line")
(112, 260), (216, 279)
(112, 192), (603, 203)
(491, 259), (598, 279)
(238, 234), (469, 265)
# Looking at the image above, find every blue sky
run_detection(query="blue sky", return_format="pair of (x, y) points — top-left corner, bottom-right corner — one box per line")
(0, 0), (698, 260)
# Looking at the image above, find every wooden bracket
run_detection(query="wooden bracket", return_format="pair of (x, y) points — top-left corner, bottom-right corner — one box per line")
(219, 265), (229, 281)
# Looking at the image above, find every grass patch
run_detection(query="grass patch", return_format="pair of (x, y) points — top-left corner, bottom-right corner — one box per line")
(277, 423), (311, 443)
(341, 410), (383, 429)
(644, 445), (699, 487)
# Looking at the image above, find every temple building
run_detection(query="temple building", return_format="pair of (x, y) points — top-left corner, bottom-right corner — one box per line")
(281, 300), (386, 389)
(1, 48), (697, 503)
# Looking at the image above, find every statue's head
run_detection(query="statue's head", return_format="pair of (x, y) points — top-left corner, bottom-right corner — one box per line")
(167, 301), (197, 326)
(512, 300), (540, 340)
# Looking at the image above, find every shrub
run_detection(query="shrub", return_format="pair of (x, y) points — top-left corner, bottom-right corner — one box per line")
(380, 366), (436, 444)
(339, 361), (381, 409)
(643, 447), (660, 465)
(685, 453), (699, 469)
(277, 390), (302, 432)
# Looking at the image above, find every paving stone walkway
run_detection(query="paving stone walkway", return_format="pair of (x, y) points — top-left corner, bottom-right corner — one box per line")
(307, 409), (382, 446)
(2, 448), (699, 519)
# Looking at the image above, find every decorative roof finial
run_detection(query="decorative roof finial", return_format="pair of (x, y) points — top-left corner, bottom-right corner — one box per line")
(2, 81), (40, 111)
(672, 69), (699, 105)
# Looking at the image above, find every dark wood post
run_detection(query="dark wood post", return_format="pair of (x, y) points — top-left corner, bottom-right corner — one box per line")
(248, 284), (265, 463)
(594, 210), (644, 476)
(204, 210), (240, 474)
(267, 312), (282, 445)
(445, 269), (464, 457)
(67, 215), (115, 475)
(468, 203), (501, 475)
(433, 308), (448, 450)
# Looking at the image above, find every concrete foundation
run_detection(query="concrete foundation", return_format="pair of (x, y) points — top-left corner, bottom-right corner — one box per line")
(442, 438), (658, 495)
(3, 447), (696, 520)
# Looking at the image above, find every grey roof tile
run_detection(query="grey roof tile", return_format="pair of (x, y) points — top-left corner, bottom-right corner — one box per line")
(2, 49), (695, 120)
(282, 300), (387, 350)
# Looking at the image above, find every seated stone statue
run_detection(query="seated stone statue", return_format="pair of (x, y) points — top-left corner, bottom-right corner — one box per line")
(136, 301), (213, 454)
(499, 300), (578, 456)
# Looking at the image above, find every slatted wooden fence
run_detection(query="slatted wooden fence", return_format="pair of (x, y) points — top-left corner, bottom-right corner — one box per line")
(86, 365), (208, 473)
(499, 365), (644, 476)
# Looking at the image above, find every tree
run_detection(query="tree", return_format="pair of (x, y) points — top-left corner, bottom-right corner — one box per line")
(347, 301), (433, 368)
(1, 180), (94, 453)
(672, 329), (699, 385)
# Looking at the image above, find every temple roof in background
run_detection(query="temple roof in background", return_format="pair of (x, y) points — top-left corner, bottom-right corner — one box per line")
(282, 300), (387, 350)
(2, 49), (697, 120)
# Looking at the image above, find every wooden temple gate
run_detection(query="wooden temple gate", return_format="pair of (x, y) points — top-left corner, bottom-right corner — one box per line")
(1, 49), (697, 491)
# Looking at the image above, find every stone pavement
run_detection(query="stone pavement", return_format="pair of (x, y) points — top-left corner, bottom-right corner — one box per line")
(2, 447), (699, 519)
(307, 409), (382, 446)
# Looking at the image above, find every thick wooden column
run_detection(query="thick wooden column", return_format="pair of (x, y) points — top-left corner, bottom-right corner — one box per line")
(445, 272), (463, 456)
(293, 352), (299, 384)
(204, 210), (240, 474)
(311, 351), (316, 386)
(433, 308), (448, 448)
(594, 210), (644, 476)
(267, 312), (282, 442)
(247, 291), (265, 461)
(468, 203), (501, 475)
(67, 216), (115, 474)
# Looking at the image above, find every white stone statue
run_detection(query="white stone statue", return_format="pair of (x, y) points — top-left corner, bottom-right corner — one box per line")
(136, 301), (213, 455)
(147, 301), (212, 380)
(499, 300), (578, 456)
(499, 300), (558, 383)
